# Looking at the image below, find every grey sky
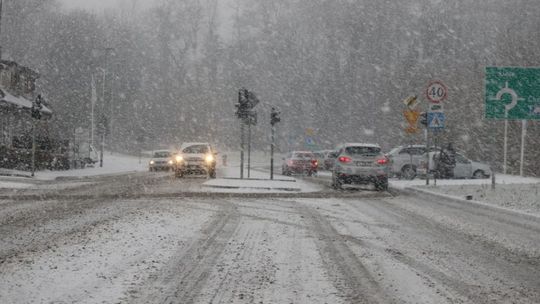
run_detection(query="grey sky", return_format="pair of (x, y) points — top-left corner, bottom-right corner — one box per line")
(59, 0), (156, 11)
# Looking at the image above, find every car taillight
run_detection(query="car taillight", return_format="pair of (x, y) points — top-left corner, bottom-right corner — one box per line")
(377, 158), (388, 165)
(311, 160), (318, 167)
(338, 156), (352, 163)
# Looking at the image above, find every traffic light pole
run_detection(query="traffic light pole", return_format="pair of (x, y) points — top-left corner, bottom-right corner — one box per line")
(240, 122), (245, 179)
(247, 122), (251, 178)
(31, 119), (36, 177)
(270, 124), (275, 180)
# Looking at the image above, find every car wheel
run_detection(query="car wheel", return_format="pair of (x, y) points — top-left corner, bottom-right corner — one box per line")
(473, 170), (486, 179)
(332, 174), (343, 190)
(175, 171), (183, 178)
(209, 169), (217, 178)
(401, 165), (416, 180)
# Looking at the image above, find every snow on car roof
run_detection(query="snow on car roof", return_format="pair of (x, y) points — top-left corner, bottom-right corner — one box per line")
(337, 143), (381, 148)
(180, 142), (211, 149)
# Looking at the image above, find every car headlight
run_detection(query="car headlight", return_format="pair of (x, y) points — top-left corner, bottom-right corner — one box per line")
(150, 160), (155, 165)
(175, 155), (183, 163)
(168, 160), (174, 165)
(205, 154), (214, 163)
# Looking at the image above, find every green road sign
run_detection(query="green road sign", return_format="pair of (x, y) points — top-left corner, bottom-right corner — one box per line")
(485, 67), (540, 120)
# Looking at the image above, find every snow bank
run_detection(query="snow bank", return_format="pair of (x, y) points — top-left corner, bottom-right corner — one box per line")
(35, 153), (149, 181)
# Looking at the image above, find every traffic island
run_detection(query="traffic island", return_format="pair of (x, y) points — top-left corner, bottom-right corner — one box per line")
(202, 178), (305, 193)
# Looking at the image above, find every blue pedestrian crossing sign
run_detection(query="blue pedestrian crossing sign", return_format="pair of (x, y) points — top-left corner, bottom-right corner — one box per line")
(427, 112), (445, 129)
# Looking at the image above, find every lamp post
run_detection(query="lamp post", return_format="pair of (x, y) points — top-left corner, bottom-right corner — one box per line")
(95, 47), (114, 159)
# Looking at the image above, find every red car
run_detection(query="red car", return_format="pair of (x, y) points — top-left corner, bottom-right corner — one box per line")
(281, 151), (318, 176)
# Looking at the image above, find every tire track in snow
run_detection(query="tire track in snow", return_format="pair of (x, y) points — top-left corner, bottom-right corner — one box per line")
(130, 200), (240, 304)
(342, 198), (540, 304)
(294, 202), (389, 303)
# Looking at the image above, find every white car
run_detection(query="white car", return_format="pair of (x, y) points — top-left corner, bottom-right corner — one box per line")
(174, 142), (217, 178)
(418, 151), (492, 179)
(149, 150), (174, 171)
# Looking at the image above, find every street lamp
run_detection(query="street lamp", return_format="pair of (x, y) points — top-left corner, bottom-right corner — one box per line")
(95, 47), (115, 161)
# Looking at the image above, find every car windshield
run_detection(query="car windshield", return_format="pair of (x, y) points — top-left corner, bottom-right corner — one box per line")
(4, 2), (538, 303)
(153, 151), (171, 158)
(345, 146), (381, 156)
(182, 145), (209, 154)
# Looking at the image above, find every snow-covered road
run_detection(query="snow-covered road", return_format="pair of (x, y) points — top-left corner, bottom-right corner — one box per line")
(0, 173), (539, 304)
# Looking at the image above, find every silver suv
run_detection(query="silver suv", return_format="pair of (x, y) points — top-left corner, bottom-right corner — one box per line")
(332, 143), (389, 191)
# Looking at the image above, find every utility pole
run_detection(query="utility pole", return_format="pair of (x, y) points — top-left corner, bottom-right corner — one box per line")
(0, 0), (3, 60)
(99, 47), (114, 155)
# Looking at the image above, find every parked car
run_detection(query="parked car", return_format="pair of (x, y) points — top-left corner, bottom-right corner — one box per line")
(332, 143), (389, 191)
(312, 151), (327, 170)
(149, 150), (174, 171)
(324, 150), (339, 170)
(417, 151), (492, 179)
(174, 142), (217, 178)
(281, 151), (318, 176)
(386, 145), (439, 180)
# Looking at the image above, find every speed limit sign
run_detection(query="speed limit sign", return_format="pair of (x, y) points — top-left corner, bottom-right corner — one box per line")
(426, 80), (448, 103)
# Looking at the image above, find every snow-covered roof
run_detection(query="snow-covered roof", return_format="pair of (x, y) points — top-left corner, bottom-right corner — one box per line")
(0, 89), (52, 114)
(180, 142), (211, 149)
(336, 143), (381, 149)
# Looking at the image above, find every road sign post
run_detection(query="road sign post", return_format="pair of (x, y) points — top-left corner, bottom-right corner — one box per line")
(425, 80), (448, 185)
(485, 67), (540, 175)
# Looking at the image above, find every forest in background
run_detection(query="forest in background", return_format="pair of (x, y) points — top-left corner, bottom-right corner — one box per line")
(2, 0), (539, 175)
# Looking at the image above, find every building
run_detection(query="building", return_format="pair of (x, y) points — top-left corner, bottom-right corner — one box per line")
(0, 60), (59, 170)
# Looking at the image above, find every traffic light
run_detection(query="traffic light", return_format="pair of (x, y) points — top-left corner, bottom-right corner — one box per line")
(235, 88), (259, 125)
(235, 88), (249, 119)
(31, 95), (43, 120)
(419, 112), (427, 126)
(270, 107), (280, 126)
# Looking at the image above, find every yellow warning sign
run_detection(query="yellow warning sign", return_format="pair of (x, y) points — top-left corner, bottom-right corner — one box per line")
(403, 110), (420, 134)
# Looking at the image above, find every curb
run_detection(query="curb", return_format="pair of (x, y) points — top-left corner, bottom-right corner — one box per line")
(391, 185), (540, 222)
(0, 190), (393, 201)
(202, 184), (301, 192)
(53, 170), (143, 181)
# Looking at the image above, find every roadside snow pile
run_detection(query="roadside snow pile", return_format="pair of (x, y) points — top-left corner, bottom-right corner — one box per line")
(418, 183), (540, 215)
(390, 173), (539, 189)
(35, 153), (149, 180)
(0, 180), (33, 189)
